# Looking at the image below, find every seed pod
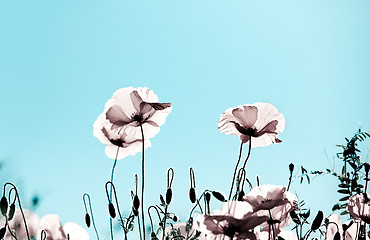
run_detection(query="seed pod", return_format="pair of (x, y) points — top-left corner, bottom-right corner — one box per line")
(237, 191), (245, 201)
(212, 191), (226, 202)
(189, 188), (196, 203)
(8, 203), (15, 221)
(108, 203), (116, 219)
(0, 227), (6, 239)
(85, 213), (91, 228)
(311, 210), (324, 231)
(166, 188), (172, 205)
(133, 195), (140, 210)
(365, 163), (370, 173)
(289, 163), (294, 172)
(205, 192), (211, 202)
(333, 232), (340, 240)
(0, 196), (8, 216)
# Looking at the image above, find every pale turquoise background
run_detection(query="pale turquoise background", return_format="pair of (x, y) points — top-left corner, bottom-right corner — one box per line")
(1, 0), (369, 239)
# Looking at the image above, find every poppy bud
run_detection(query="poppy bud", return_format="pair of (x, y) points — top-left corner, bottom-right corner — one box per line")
(189, 188), (196, 203)
(108, 203), (116, 219)
(85, 213), (91, 228)
(0, 197), (8, 216)
(237, 191), (245, 201)
(0, 227), (6, 239)
(8, 204), (15, 221)
(289, 163), (294, 172)
(151, 232), (157, 239)
(311, 210), (323, 231)
(334, 232), (340, 240)
(166, 188), (172, 205)
(133, 195), (140, 210)
(212, 191), (226, 202)
(173, 215), (178, 222)
(205, 192), (211, 202)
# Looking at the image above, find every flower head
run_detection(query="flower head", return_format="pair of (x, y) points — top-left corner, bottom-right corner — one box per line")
(93, 113), (151, 159)
(197, 201), (269, 240)
(347, 193), (370, 224)
(38, 215), (88, 240)
(218, 103), (285, 148)
(104, 87), (172, 139)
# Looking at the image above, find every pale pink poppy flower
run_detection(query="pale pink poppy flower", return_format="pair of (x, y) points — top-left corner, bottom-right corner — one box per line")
(197, 201), (269, 239)
(103, 87), (172, 140)
(37, 215), (89, 240)
(218, 103), (285, 148)
(243, 185), (297, 237)
(325, 214), (343, 240)
(347, 193), (370, 224)
(93, 113), (151, 159)
(343, 220), (370, 240)
(161, 222), (206, 239)
(0, 209), (39, 240)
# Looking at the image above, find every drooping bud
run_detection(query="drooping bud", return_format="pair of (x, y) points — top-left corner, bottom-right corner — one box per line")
(333, 232), (340, 240)
(205, 192), (211, 202)
(166, 188), (172, 205)
(311, 210), (324, 231)
(85, 213), (91, 228)
(8, 203), (15, 221)
(289, 163), (294, 172)
(0, 227), (6, 239)
(133, 195), (140, 210)
(0, 197), (8, 216)
(189, 188), (196, 203)
(108, 203), (116, 219)
(212, 191), (226, 202)
(364, 163), (370, 173)
(173, 215), (178, 222)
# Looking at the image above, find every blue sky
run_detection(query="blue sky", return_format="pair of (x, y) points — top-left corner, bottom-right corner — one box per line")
(1, 0), (369, 239)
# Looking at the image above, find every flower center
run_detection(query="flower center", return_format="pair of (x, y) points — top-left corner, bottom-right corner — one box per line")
(133, 114), (143, 123)
(110, 139), (125, 147)
(244, 127), (257, 137)
(222, 225), (238, 238)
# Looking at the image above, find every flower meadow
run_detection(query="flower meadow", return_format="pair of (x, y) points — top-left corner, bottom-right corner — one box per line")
(1, 87), (369, 240)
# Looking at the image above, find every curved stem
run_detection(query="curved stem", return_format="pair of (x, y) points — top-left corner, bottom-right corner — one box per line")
(4, 183), (30, 240)
(139, 123), (146, 240)
(83, 193), (100, 240)
(228, 142), (244, 200)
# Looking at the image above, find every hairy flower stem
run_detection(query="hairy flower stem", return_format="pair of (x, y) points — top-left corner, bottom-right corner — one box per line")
(241, 138), (252, 171)
(139, 123), (146, 240)
(108, 148), (119, 240)
(228, 142), (244, 200)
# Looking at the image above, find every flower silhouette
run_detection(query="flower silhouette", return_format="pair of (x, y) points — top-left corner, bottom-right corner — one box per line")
(218, 103), (285, 148)
(104, 87), (172, 140)
(347, 193), (370, 224)
(93, 113), (151, 159)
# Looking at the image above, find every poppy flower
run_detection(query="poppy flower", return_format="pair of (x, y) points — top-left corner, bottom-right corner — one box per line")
(243, 185), (297, 237)
(197, 201), (269, 239)
(347, 193), (370, 224)
(104, 87), (172, 140)
(38, 215), (88, 240)
(242, 185), (296, 212)
(325, 214), (343, 240)
(218, 103), (285, 148)
(93, 113), (151, 159)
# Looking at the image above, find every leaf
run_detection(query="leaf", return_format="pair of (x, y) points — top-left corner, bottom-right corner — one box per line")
(306, 175), (310, 184)
(338, 184), (349, 188)
(339, 196), (350, 201)
(337, 189), (350, 194)
(160, 194), (166, 206)
(340, 210), (349, 216)
(311, 211), (324, 231)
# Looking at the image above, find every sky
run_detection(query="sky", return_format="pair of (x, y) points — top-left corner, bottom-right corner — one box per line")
(0, 0), (370, 239)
